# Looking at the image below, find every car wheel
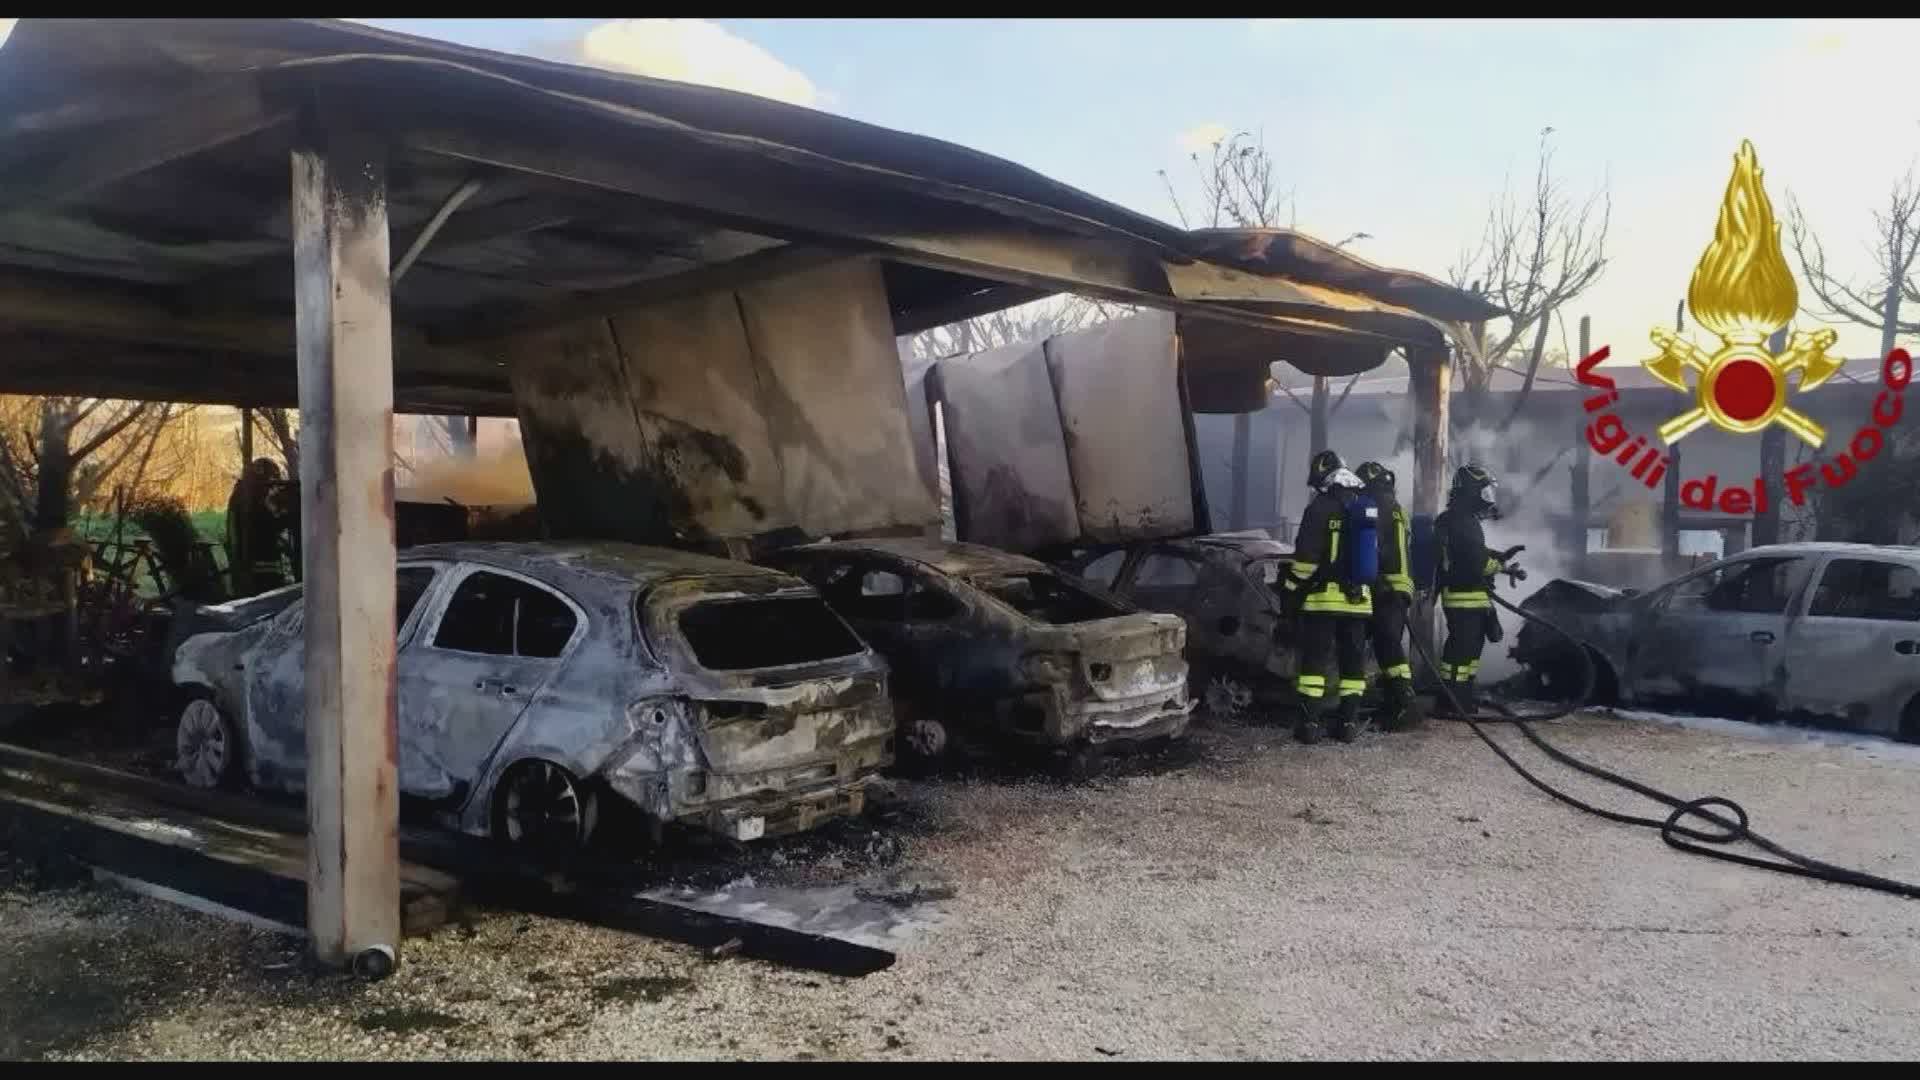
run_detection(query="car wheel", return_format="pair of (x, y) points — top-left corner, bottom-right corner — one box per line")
(175, 694), (244, 790)
(1203, 671), (1256, 723)
(491, 759), (599, 855)
(1901, 695), (1920, 744)
(903, 714), (950, 761)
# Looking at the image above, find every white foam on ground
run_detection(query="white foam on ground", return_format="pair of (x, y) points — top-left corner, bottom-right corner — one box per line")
(641, 874), (951, 951)
(1583, 705), (1920, 766)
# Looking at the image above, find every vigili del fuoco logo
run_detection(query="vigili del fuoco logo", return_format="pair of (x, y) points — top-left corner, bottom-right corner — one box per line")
(1577, 140), (1911, 516)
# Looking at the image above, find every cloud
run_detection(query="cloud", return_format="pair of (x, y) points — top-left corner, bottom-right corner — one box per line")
(1176, 121), (1231, 154)
(566, 19), (819, 108)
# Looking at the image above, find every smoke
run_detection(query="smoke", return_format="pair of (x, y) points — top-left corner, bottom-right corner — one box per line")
(395, 443), (536, 509)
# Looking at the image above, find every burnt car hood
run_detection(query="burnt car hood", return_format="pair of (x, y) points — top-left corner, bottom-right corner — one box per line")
(1522, 579), (1633, 610)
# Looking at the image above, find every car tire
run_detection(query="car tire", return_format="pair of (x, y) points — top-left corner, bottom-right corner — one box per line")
(1901, 695), (1920, 744)
(175, 692), (245, 790)
(1200, 669), (1257, 724)
(490, 759), (599, 856)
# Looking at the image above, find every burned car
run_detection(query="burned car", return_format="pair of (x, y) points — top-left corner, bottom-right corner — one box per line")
(764, 538), (1192, 763)
(1512, 542), (1920, 740)
(1064, 534), (1343, 721)
(170, 542), (894, 850)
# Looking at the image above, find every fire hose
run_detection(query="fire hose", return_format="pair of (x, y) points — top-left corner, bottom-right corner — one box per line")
(1404, 566), (1920, 900)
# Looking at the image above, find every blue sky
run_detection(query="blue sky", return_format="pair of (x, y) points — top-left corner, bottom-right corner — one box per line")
(363, 19), (1920, 364)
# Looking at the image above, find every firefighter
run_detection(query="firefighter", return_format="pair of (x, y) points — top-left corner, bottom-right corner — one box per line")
(1432, 464), (1523, 717)
(1278, 449), (1375, 744)
(226, 458), (291, 595)
(1355, 460), (1418, 730)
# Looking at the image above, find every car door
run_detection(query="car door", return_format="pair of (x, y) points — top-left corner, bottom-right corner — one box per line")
(1625, 553), (1814, 708)
(1784, 555), (1920, 733)
(238, 564), (445, 792)
(398, 564), (584, 801)
(800, 556), (973, 697)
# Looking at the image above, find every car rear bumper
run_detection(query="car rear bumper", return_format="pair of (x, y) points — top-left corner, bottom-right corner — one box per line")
(606, 735), (891, 843)
(1001, 680), (1194, 747)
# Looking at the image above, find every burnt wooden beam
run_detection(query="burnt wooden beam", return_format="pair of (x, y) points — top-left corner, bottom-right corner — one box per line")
(890, 280), (1050, 337)
(0, 79), (289, 213)
(1409, 344), (1451, 667)
(0, 268), (493, 385)
(398, 124), (1398, 346)
(181, 191), (620, 311)
(290, 116), (401, 972)
(429, 242), (856, 343)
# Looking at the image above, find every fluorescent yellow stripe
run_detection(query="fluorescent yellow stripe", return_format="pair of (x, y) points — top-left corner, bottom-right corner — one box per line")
(1395, 509), (1410, 584)
(1337, 679), (1367, 697)
(1385, 663), (1412, 680)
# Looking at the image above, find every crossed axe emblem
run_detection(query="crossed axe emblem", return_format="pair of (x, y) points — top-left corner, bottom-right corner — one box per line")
(1643, 326), (1844, 448)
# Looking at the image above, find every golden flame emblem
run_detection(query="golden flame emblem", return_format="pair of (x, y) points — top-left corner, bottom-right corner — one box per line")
(1645, 141), (1843, 447)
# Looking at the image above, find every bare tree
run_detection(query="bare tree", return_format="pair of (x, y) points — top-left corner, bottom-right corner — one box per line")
(905, 294), (1131, 362)
(1159, 129), (1374, 454)
(1159, 130), (1294, 231)
(0, 397), (160, 536)
(1787, 165), (1920, 361)
(1448, 127), (1611, 430)
(236, 407), (300, 479)
(1785, 166), (1920, 542)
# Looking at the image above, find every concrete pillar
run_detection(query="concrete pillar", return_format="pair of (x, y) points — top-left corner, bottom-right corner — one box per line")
(1570, 316), (1590, 576)
(290, 115), (400, 974)
(1408, 345), (1451, 667)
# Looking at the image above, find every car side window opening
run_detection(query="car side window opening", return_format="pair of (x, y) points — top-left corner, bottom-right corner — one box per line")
(396, 566), (437, 632)
(1809, 559), (1920, 621)
(1672, 556), (1810, 615)
(972, 571), (1122, 625)
(1134, 552), (1201, 590)
(1080, 550), (1128, 590)
(432, 570), (577, 659)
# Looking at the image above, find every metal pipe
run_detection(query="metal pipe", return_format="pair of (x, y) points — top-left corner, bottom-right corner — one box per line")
(392, 177), (484, 285)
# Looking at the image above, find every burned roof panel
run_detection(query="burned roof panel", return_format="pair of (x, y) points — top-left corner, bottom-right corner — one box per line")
(0, 18), (1490, 413)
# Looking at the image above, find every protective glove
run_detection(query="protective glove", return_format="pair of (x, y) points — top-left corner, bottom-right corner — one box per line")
(1497, 544), (1527, 564)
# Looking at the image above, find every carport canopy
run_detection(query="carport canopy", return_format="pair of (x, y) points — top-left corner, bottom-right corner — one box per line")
(0, 17), (1497, 968)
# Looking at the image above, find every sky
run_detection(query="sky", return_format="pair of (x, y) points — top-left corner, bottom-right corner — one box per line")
(9, 17), (1920, 367)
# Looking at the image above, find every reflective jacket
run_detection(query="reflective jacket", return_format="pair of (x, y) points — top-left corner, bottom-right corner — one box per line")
(1434, 503), (1503, 609)
(1372, 489), (1413, 600)
(1281, 487), (1373, 617)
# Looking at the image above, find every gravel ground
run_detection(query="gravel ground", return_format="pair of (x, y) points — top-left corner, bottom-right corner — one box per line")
(5, 710), (1920, 1061)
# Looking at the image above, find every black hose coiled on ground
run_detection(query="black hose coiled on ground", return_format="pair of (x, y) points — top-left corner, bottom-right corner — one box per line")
(1407, 587), (1920, 900)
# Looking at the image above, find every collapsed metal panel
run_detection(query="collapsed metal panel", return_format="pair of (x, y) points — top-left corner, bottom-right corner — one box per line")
(933, 341), (1081, 552)
(1044, 310), (1194, 542)
(507, 320), (685, 545)
(610, 291), (790, 538)
(508, 258), (934, 546)
(897, 341), (941, 504)
(735, 260), (936, 537)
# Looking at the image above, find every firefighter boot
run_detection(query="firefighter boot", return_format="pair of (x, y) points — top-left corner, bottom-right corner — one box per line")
(1330, 693), (1370, 743)
(1436, 679), (1478, 719)
(1293, 701), (1325, 745)
(1382, 678), (1421, 731)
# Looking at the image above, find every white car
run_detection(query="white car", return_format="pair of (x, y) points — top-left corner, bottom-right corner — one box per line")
(169, 542), (896, 851)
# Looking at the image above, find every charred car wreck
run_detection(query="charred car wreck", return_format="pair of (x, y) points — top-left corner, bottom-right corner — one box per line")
(1063, 534), (1379, 722)
(766, 538), (1192, 764)
(170, 542), (894, 850)
(1512, 542), (1920, 741)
